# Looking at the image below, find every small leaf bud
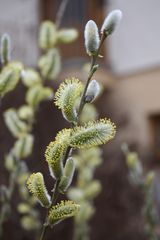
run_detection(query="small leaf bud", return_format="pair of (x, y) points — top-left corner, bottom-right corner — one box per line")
(84, 20), (100, 56)
(85, 79), (100, 103)
(101, 10), (122, 36)
(59, 157), (75, 193)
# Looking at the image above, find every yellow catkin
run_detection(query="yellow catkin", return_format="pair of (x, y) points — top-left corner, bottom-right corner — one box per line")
(48, 200), (80, 225)
(27, 172), (51, 208)
(70, 118), (116, 148)
(54, 78), (83, 122)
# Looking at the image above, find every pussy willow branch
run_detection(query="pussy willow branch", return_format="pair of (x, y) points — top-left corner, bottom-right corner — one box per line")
(39, 33), (107, 240)
(55, 0), (70, 29)
(39, 179), (60, 240)
(77, 33), (106, 118)
(0, 0), (69, 236)
(0, 103), (38, 235)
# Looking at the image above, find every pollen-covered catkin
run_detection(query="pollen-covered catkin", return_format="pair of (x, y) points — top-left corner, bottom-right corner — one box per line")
(70, 118), (116, 148)
(48, 200), (80, 225)
(54, 78), (83, 123)
(27, 172), (51, 208)
(45, 141), (64, 179)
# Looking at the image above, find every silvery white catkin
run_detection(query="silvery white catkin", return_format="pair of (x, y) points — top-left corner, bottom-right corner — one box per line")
(101, 9), (122, 35)
(0, 33), (11, 64)
(85, 79), (100, 103)
(84, 20), (100, 56)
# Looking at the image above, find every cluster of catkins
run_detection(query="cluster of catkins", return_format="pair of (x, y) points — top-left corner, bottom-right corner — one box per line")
(0, 20), (78, 234)
(26, 9), (122, 239)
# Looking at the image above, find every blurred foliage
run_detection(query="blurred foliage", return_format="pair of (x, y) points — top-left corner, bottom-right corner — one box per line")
(122, 144), (158, 240)
(0, 11), (78, 238)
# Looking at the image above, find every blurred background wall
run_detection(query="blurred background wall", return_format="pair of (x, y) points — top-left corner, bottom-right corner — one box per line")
(107, 0), (160, 75)
(0, 0), (40, 66)
(106, 0), (160, 160)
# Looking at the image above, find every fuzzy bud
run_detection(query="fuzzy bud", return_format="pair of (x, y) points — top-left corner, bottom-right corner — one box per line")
(26, 85), (53, 107)
(57, 29), (78, 44)
(27, 172), (51, 208)
(84, 20), (100, 56)
(18, 105), (34, 121)
(145, 172), (154, 188)
(59, 157), (75, 193)
(85, 79), (100, 103)
(13, 134), (34, 159)
(38, 48), (61, 80)
(0, 33), (11, 65)
(39, 21), (57, 50)
(75, 202), (95, 224)
(21, 216), (40, 230)
(4, 109), (28, 138)
(5, 153), (17, 172)
(21, 69), (42, 87)
(17, 203), (31, 214)
(83, 181), (101, 199)
(127, 152), (139, 170)
(67, 188), (84, 202)
(0, 62), (23, 98)
(101, 10), (122, 35)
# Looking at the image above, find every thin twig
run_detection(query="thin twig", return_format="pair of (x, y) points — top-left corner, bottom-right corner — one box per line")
(0, 97), (2, 108)
(39, 179), (60, 240)
(55, 0), (70, 29)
